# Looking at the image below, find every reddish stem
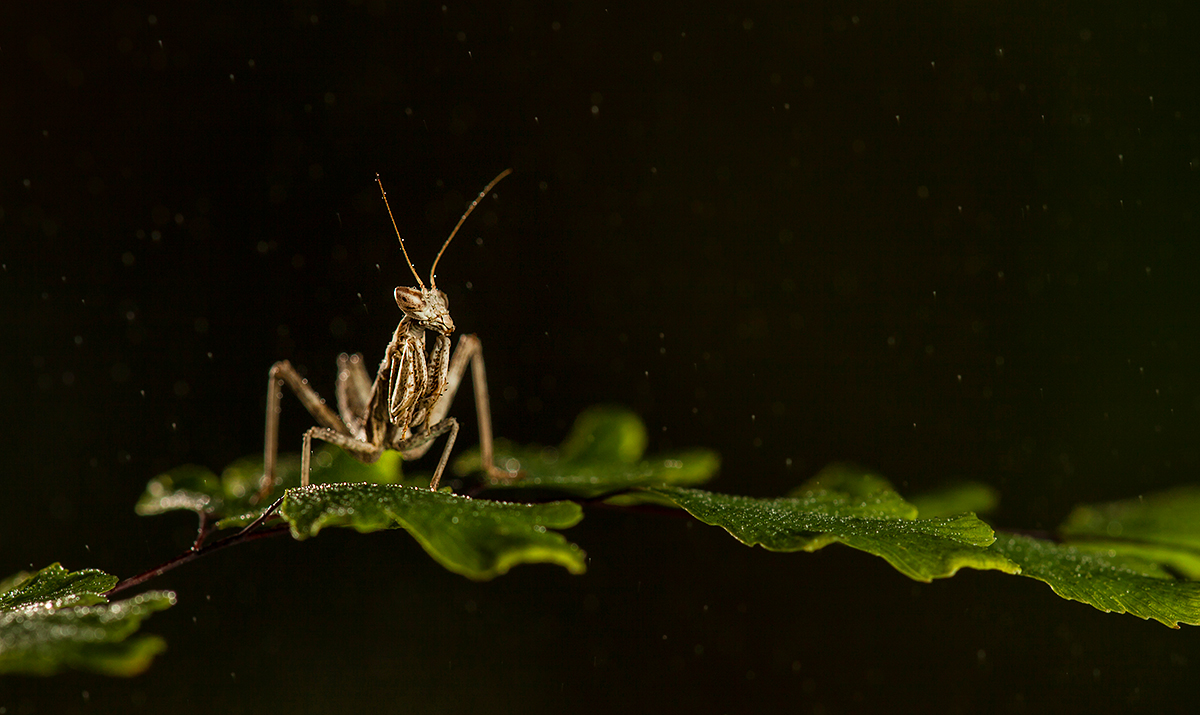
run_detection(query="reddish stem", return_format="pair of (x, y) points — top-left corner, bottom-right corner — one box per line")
(105, 497), (289, 598)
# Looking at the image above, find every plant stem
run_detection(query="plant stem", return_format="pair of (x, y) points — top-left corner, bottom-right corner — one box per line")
(103, 496), (288, 597)
(104, 522), (288, 598)
(191, 512), (211, 550)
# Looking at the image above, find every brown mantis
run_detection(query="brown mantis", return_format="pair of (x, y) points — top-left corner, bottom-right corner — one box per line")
(255, 169), (516, 502)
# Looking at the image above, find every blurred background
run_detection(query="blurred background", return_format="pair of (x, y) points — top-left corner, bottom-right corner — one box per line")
(3, 0), (1199, 711)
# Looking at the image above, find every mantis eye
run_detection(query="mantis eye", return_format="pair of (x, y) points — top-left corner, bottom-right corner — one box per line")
(394, 286), (424, 311)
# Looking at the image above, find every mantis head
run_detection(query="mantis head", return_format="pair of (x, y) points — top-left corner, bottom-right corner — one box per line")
(394, 285), (454, 335)
(375, 169), (512, 337)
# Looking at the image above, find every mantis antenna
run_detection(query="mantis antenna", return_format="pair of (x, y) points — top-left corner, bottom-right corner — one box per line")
(429, 168), (513, 288)
(375, 173), (426, 291)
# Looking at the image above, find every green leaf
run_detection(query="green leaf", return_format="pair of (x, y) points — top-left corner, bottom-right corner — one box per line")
(559, 404), (649, 463)
(216, 448), (408, 529)
(138, 446), (405, 529)
(1060, 486), (1200, 549)
(988, 534), (1200, 628)
(0, 564), (175, 676)
(0, 571), (30, 597)
(0, 563), (114, 611)
(787, 463), (919, 519)
(135, 463), (225, 518)
(645, 484), (1019, 582)
(1065, 542), (1200, 580)
(1050, 486), (1200, 581)
(455, 405), (720, 497)
(910, 482), (1001, 519)
(281, 483), (587, 580)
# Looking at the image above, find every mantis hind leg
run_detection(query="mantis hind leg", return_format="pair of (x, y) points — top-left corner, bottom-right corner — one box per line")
(336, 352), (373, 436)
(259, 360), (352, 502)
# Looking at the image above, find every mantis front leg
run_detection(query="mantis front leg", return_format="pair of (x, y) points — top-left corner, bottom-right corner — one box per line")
(401, 333), (514, 484)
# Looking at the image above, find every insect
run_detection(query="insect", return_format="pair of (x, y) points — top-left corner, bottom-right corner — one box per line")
(255, 169), (517, 501)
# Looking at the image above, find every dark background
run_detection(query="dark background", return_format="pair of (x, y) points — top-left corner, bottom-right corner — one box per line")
(3, 0), (1199, 712)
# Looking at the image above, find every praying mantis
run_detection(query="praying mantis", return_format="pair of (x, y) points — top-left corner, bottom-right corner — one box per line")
(255, 169), (516, 502)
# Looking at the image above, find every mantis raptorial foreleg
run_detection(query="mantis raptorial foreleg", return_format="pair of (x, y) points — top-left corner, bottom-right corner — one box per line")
(393, 333), (515, 488)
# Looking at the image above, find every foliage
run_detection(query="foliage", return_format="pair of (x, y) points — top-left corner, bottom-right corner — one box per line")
(281, 483), (586, 580)
(138, 446), (406, 529)
(638, 473), (1200, 628)
(455, 405), (721, 497)
(0, 564), (174, 676)
(988, 534), (1200, 628)
(17, 406), (1200, 678)
(1057, 487), (1200, 579)
(908, 482), (1000, 519)
(643, 467), (1019, 582)
(129, 409), (1200, 630)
